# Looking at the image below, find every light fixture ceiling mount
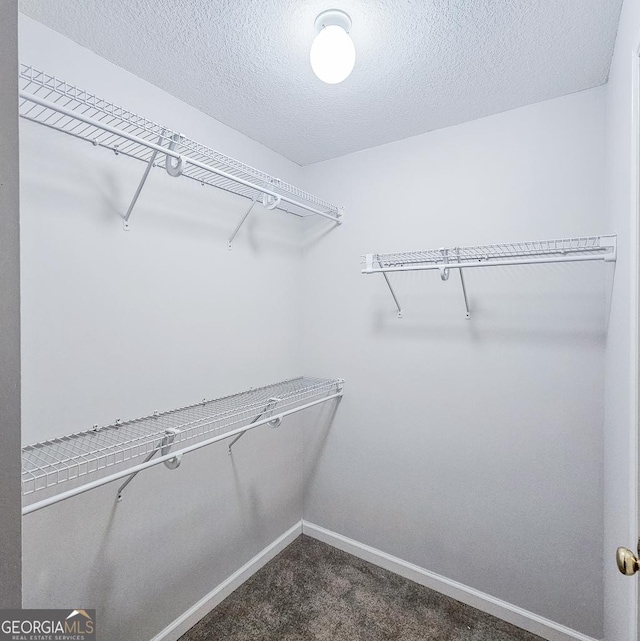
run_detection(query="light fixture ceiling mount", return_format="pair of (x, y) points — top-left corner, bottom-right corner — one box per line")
(314, 8), (352, 33)
(310, 9), (356, 85)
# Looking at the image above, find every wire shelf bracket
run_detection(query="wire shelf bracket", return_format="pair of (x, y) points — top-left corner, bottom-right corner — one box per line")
(228, 196), (259, 250)
(122, 133), (164, 230)
(363, 235), (617, 319)
(21, 377), (344, 515)
(227, 397), (281, 453)
(382, 272), (403, 318)
(116, 427), (182, 501)
(18, 64), (345, 238)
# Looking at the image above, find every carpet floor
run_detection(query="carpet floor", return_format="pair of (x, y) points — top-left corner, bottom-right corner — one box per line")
(179, 535), (544, 641)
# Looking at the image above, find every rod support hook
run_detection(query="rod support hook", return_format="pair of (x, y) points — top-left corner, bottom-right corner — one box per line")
(161, 428), (183, 470)
(166, 133), (188, 177)
(439, 248), (450, 281)
(262, 192), (282, 210)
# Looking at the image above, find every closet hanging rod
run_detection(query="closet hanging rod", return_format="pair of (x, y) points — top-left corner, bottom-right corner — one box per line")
(21, 377), (343, 516)
(19, 90), (340, 223)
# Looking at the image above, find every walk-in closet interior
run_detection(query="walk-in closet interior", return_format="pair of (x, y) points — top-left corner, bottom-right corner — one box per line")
(3, 1), (640, 640)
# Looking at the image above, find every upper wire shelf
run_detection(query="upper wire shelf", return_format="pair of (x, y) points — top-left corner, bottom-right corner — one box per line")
(363, 236), (617, 273)
(362, 235), (617, 319)
(18, 64), (343, 227)
(22, 376), (344, 515)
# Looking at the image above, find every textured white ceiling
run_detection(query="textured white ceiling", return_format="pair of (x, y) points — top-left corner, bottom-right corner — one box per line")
(19, 0), (622, 165)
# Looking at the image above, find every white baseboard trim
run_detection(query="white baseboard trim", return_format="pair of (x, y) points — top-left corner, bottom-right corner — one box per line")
(150, 519), (600, 641)
(150, 521), (303, 641)
(302, 521), (600, 641)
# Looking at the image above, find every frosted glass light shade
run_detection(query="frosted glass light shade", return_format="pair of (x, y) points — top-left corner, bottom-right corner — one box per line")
(310, 25), (356, 84)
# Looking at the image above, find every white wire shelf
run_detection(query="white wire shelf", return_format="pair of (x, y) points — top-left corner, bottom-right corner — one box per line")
(362, 235), (616, 318)
(363, 236), (617, 273)
(22, 376), (344, 515)
(18, 64), (343, 227)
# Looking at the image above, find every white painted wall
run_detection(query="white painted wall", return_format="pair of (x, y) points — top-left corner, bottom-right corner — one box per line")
(0, 0), (22, 609)
(19, 16), (308, 641)
(18, 11), (614, 641)
(300, 89), (608, 639)
(603, 1), (640, 639)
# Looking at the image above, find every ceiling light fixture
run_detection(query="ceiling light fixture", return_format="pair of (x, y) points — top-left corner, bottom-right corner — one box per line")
(310, 9), (356, 85)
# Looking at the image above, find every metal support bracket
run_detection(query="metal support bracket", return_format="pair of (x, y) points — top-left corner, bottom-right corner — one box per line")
(228, 197), (258, 250)
(382, 272), (403, 318)
(458, 263), (471, 319)
(122, 133), (165, 231)
(228, 397), (281, 454)
(116, 428), (182, 502)
(451, 251), (471, 319)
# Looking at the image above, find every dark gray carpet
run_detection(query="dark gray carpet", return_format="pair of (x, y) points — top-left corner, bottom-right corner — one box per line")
(179, 535), (544, 641)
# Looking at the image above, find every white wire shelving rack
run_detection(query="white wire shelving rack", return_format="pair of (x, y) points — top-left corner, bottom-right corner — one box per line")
(21, 376), (344, 516)
(18, 64), (344, 240)
(362, 235), (617, 318)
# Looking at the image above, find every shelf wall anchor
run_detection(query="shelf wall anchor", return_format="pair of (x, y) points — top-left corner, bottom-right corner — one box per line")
(228, 397), (280, 453)
(382, 272), (403, 318)
(228, 196), (259, 250)
(116, 428), (182, 502)
(122, 133), (165, 231)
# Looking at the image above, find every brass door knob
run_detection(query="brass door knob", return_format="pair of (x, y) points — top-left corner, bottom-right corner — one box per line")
(616, 547), (640, 575)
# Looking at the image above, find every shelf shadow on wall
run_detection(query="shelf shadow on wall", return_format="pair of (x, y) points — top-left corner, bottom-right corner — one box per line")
(368, 264), (610, 346)
(371, 295), (607, 346)
(302, 220), (340, 251)
(228, 442), (270, 542)
(20, 129), (303, 256)
(302, 399), (342, 505)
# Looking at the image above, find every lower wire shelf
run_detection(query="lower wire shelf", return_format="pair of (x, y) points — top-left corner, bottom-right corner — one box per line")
(21, 376), (344, 516)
